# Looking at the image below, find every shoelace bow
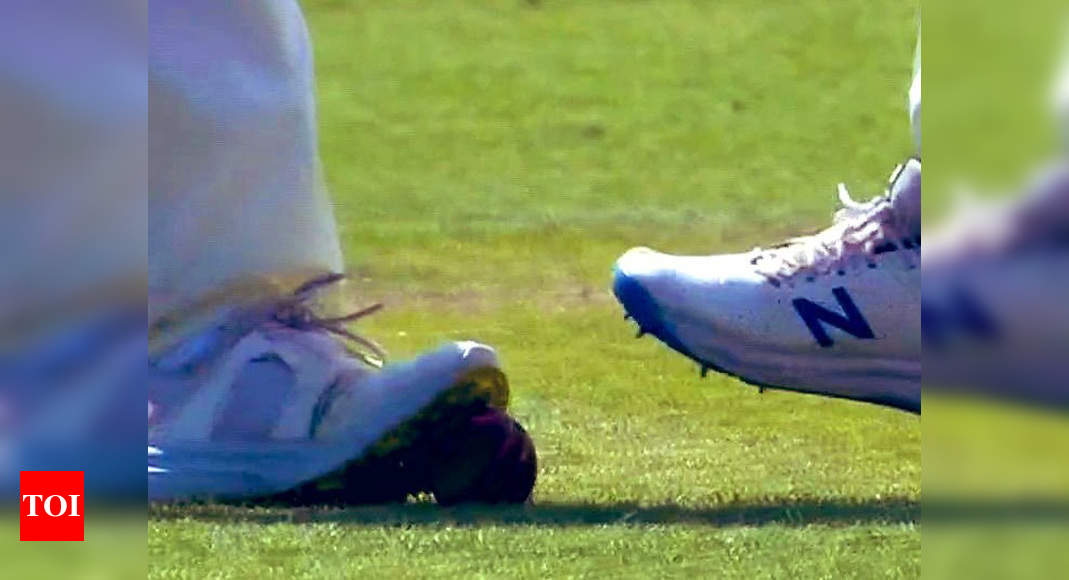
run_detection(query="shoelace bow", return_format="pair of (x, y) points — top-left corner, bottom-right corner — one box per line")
(927, 174), (1069, 262)
(272, 273), (387, 368)
(751, 183), (915, 285)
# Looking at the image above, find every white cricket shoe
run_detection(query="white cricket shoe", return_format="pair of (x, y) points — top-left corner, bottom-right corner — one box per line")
(923, 161), (1069, 408)
(613, 161), (922, 412)
(148, 275), (510, 502)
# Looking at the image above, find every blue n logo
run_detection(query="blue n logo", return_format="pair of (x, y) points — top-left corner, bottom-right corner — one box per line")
(922, 286), (999, 346)
(793, 287), (875, 348)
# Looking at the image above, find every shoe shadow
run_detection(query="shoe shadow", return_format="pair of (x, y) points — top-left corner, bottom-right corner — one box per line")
(150, 496), (919, 528)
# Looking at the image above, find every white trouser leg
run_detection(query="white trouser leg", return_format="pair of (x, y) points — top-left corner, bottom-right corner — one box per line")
(149, 0), (343, 324)
(1053, 34), (1069, 153)
(891, 31), (922, 239)
(910, 33), (921, 157)
(0, 3), (145, 328)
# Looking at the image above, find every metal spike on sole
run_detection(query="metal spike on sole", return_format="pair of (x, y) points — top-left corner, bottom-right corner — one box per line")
(700, 365), (710, 378)
(635, 328), (646, 338)
(623, 313), (632, 321)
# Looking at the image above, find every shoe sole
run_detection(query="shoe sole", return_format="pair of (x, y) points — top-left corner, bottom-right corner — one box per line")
(363, 366), (510, 457)
(613, 270), (920, 413)
(303, 366), (511, 495)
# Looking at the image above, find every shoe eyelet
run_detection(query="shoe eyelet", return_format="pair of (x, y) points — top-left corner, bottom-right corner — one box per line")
(805, 276), (815, 283)
(836, 270), (846, 276)
(867, 263), (877, 269)
(873, 242), (898, 254)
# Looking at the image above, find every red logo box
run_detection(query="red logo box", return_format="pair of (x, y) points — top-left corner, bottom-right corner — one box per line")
(19, 471), (84, 541)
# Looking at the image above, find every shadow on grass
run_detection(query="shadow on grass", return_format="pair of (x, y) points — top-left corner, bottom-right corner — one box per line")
(150, 496), (919, 528)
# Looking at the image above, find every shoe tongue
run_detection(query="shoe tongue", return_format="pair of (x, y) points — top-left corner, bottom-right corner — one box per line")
(888, 159), (921, 238)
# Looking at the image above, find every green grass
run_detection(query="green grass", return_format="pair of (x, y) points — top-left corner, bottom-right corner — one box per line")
(149, 1), (920, 577)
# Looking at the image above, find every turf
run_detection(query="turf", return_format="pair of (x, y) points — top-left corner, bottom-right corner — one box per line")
(149, 1), (920, 577)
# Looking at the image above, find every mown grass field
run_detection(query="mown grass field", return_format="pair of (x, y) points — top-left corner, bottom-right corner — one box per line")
(149, 1), (920, 577)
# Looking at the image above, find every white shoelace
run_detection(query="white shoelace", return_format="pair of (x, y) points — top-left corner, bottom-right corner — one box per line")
(751, 184), (917, 285)
(925, 166), (1069, 264)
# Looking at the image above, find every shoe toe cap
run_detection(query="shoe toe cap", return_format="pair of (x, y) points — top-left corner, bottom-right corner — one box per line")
(613, 246), (664, 279)
(613, 249), (667, 336)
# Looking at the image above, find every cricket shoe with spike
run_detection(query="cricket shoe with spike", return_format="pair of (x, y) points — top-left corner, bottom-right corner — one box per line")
(148, 275), (535, 503)
(923, 160), (1069, 408)
(613, 160), (922, 413)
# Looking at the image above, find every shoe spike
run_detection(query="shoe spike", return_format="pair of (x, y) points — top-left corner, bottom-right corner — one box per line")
(700, 365), (710, 378)
(635, 328), (647, 338)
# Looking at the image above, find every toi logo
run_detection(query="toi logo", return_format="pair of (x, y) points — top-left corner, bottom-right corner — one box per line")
(19, 471), (84, 541)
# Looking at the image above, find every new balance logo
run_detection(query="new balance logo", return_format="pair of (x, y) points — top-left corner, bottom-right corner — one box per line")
(793, 287), (875, 347)
(922, 286), (999, 346)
